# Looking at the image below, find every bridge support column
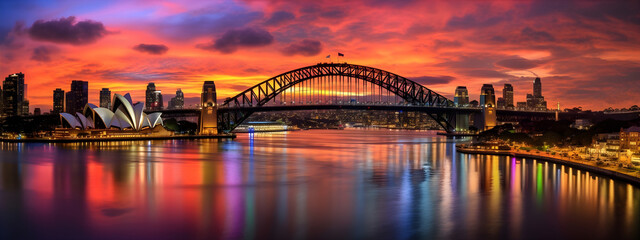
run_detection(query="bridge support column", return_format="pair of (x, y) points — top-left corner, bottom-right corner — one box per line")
(199, 81), (218, 135)
(455, 113), (470, 132)
(482, 104), (497, 131)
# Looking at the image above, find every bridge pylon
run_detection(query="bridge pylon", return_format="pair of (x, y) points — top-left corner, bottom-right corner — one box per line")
(199, 81), (218, 135)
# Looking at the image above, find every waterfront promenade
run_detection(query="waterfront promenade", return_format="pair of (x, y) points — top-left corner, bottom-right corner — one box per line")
(456, 144), (640, 185)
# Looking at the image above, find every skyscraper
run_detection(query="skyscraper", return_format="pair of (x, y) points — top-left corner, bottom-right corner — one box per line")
(454, 86), (469, 107)
(66, 80), (88, 113)
(2, 72), (26, 117)
(168, 89), (184, 110)
(145, 83), (163, 110)
(496, 97), (505, 109)
(100, 88), (111, 109)
(503, 84), (513, 109)
(53, 88), (65, 113)
(65, 91), (74, 113)
(533, 77), (542, 97)
(527, 77), (547, 111)
(479, 84), (495, 107)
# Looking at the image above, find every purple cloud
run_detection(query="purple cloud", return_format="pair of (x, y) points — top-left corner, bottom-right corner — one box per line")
(133, 44), (169, 55)
(197, 27), (274, 54)
(28, 16), (108, 45)
(281, 39), (322, 56)
(31, 45), (60, 62)
(496, 57), (542, 70)
(410, 75), (456, 85)
(265, 11), (295, 26)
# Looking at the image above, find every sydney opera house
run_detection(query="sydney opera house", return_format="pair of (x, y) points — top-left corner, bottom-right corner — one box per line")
(56, 93), (170, 138)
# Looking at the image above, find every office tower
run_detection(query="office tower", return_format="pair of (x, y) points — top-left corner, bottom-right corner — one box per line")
(34, 108), (41, 116)
(0, 85), (3, 116)
(65, 91), (74, 114)
(53, 88), (65, 113)
(146, 83), (156, 110)
(526, 77), (547, 111)
(154, 90), (163, 110)
(199, 81), (218, 135)
(533, 77), (542, 97)
(19, 100), (29, 116)
(66, 80), (88, 113)
(454, 86), (469, 107)
(479, 84), (495, 107)
(2, 72), (26, 117)
(497, 97), (505, 109)
(145, 83), (163, 110)
(168, 89), (184, 110)
(100, 88), (111, 109)
(503, 84), (513, 109)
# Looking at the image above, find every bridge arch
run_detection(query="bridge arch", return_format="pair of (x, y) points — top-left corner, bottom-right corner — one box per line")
(218, 63), (456, 132)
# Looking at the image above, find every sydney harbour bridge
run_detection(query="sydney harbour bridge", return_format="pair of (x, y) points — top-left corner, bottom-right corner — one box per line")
(154, 63), (562, 133)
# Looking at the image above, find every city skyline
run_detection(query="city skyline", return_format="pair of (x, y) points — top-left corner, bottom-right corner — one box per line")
(1, 0), (639, 112)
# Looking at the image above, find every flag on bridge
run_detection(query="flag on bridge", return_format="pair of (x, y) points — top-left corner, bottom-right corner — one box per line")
(338, 52), (344, 57)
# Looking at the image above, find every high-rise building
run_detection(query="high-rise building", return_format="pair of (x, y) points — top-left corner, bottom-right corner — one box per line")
(154, 90), (163, 110)
(454, 86), (469, 107)
(66, 80), (88, 113)
(19, 100), (29, 116)
(34, 108), (41, 116)
(168, 89), (184, 110)
(496, 97), (505, 109)
(2, 72), (26, 117)
(145, 83), (163, 110)
(479, 84), (495, 107)
(0, 85), (3, 116)
(100, 88), (111, 109)
(53, 88), (65, 113)
(503, 84), (513, 109)
(199, 81), (218, 135)
(65, 92), (74, 114)
(525, 77), (547, 111)
(533, 77), (542, 97)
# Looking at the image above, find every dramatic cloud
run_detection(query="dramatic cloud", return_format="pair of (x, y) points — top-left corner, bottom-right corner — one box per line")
(31, 45), (60, 62)
(520, 27), (555, 42)
(281, 39), (322, 56)
(410, 76), (456, 85)
(265, 11), (295, 26)
(433, 39), (462, 50)
(28, 16), (108, 45)
(157, 4), (263, 40)
(133, 44), (169, 55)
(197, 27), (274, 53)
(459, 69), (514, 79)
(496, 57), (542, 70)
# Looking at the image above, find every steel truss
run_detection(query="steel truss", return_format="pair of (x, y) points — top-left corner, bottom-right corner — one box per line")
(218, 63), (456, 132)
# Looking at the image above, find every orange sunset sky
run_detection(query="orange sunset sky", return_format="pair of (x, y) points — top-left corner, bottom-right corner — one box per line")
(1, 0), (639, 112)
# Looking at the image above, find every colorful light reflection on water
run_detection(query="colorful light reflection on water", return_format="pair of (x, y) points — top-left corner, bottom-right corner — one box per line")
(0, 129), (638, 239)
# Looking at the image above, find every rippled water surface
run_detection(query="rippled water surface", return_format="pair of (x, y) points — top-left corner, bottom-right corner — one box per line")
(0, 129), (639, 239)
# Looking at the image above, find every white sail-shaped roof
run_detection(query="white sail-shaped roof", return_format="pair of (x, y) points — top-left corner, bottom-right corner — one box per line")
(147, 112), (164, 128)
(111, 109), (133, 129)
(60, 113), (82, 129)
(132, 102), (145, 130)
(93, 108), (114, 128)
(76, 113), (93, 129)
(113, 94), (137, 129)
(59, 92), (165, 132)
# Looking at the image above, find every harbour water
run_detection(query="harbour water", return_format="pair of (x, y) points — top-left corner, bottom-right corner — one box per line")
(0, 129), (638, 239)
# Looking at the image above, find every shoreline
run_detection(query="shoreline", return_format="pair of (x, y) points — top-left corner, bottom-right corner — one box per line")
(456, 146), (640, 186)
(0, 134), (236, 143)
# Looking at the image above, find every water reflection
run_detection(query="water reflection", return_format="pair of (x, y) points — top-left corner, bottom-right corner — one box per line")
(0, 130), (638, 239)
